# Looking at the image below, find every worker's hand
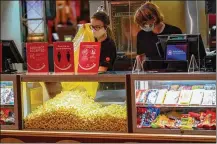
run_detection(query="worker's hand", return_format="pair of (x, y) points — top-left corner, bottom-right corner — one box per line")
(98, 66), (108, 73)
(136, 53), (146, 64)
(44, 82), (62, 98)
(133, 54), (146, 72)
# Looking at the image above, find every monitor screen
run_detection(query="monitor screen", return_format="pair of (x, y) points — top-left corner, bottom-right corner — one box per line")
(166, 44), (187, 61)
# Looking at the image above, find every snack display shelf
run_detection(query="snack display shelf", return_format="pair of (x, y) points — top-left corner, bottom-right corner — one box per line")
(0, 74), (22, 130)
(129, 73), (216, 136)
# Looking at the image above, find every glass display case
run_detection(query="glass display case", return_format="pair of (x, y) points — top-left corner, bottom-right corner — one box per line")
(0, 74), (21, 130)
(21, 74), (129, 132)
(129, 73), (216, 135)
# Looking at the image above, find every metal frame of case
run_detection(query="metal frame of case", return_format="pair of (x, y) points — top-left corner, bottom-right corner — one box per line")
(129, 73), (216, 135)
(0, 74), (22, 130)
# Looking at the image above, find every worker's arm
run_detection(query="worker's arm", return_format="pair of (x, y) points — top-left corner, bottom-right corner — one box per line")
(44, 82), (62, 98)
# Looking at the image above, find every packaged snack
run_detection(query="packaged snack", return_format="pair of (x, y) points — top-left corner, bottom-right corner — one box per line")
(178, 86), (192, 91)
(210, 112), (216, 130)
(178, 90), (193, 105)
(197, 110), (216, 130)
(200, 112), (212, 129)
(146, 89), (159, 104)
(175, 119), (182, 128)
(151, 114), (169, 129)
(165, 112), (179, 129)
(167, 111), (182, 120)
(192, 85), (204, 90)
(170, 85), (180, 91)
(188, 112), (200, 129)
(202, 90), (214, 105)
(140, 107), (160, 127)
(189, 112), (200, 120)
(155, 89), (168, 104)
(5, 112), (15, 125)
(204, 84), (216, 90)
(190, 89), (204, 105)
(180, 115), (194, 130)
(164, 91), (180, 105)
(137, 107), (146, 128)
(137, 90), (148, 105)
(0, 108), (15, 125)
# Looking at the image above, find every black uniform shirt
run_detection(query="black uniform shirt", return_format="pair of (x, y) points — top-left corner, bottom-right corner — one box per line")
(95, 37), (117, 71)
(137, 23), (182, 59)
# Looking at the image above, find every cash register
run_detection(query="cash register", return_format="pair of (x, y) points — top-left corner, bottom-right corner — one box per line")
(155, 34), (207, 72)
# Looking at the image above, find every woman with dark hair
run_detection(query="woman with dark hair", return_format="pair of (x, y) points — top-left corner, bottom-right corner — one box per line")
(90, 11), (117, 72)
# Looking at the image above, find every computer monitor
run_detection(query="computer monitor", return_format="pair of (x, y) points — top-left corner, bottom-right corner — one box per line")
(157, 34), (206, 61)
(1, 40), (24, 73)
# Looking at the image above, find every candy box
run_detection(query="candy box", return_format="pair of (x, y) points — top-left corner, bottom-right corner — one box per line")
(190, 89), (204, 105)
(211, 91), (216, 105)
(178, 90), (193, 105)
(1, 88), (14, 105)
(202, 90), (214, 105)
(135, 90), (142, 104)
(145, 89), (159, 105)
(155, 89), (168, 105)
(164, 91), (180, 105)
(137, 90), (148, 105)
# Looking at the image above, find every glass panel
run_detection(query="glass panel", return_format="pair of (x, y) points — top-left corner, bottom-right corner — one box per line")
(135, 80), (216, 130)
(0, 81), (15, 125)
(26, 1), (43, 19)
(111, 2), (141, 53)
(22, 82), (127, 132)
(27, 20), (44, 34)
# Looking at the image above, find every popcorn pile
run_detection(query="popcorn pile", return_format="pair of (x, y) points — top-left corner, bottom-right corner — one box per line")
(24, 91), (127, 132)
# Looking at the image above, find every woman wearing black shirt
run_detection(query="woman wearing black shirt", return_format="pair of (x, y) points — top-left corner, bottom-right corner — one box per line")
(134, 2), (182, 69)
(90, 11), (117, 72)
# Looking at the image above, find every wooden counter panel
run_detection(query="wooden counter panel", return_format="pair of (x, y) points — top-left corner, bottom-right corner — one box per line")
(1, 130), (216, 143)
